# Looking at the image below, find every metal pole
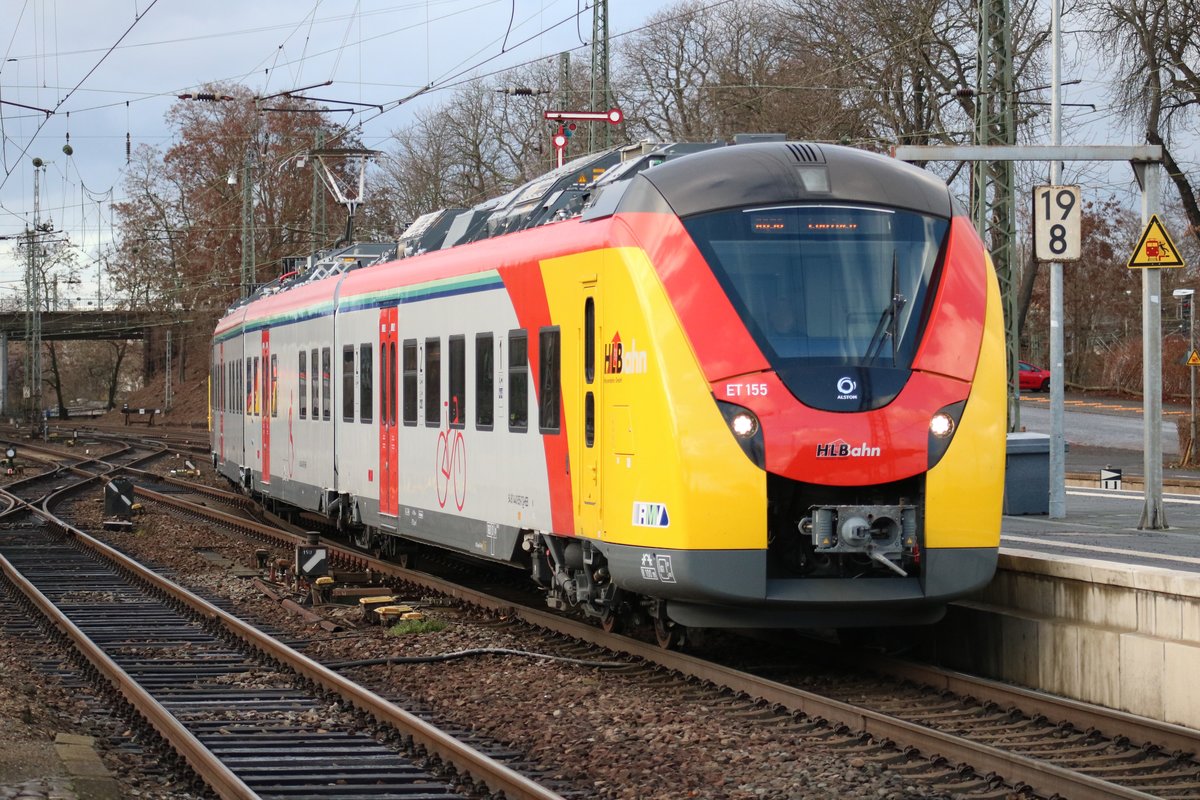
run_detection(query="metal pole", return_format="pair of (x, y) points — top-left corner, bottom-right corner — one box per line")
(0, 332), (8, 417)
(1191, 298), (1197, 464)
(1138, 162), (1166, 529)
(165, 328), (173, 412)
(1047, 0), (1065, 518)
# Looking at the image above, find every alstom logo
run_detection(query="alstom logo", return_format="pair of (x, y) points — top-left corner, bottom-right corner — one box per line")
(815, 439), (881, 458)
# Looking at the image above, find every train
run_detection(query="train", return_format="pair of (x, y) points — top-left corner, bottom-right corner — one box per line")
(210, 139), (1006, 645)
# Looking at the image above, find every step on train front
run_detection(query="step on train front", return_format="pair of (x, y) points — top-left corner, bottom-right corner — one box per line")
(210, 140), (1006, 641)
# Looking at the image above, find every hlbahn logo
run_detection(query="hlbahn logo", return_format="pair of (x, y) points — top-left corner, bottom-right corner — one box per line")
(604, 331), (647, 375)
(816, 439), (881, 458)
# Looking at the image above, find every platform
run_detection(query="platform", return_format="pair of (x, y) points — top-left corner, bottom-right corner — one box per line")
(929, 443), (1200, 728)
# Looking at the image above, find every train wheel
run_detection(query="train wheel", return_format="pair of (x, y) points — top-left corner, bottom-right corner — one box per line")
(654, 616), (680, 649)
(600, 607), (622, 634)
(353, 528), (372, 550)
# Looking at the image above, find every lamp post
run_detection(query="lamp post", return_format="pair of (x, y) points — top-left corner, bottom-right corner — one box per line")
(1174, 287), (1196, 464)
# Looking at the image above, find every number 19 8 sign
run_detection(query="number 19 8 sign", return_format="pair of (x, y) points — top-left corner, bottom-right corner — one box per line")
(1033, 185), (1081, 261)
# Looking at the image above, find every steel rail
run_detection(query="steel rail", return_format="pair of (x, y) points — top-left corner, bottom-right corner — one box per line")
(32, 489), (564, 800)
(0, 550), (259, 800)
(136, 484), (1175, 800)
(868, 655), (1200, 759)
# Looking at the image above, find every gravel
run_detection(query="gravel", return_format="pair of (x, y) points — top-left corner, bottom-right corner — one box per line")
(0, 457), (1019, 799)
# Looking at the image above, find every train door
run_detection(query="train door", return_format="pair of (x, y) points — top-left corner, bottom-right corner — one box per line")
(260, 330), (270, 484)
(576, 286), (601, 535)
(218, 343), (225, 462)
(378, 307), (398, 522)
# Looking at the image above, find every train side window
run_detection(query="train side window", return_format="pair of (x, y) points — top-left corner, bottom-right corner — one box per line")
(402, 339), (417, 426)
(508, 329), (528, 432)
(538, 327), (560, 433)
(245, 357), (252, 415)
(425, 337), (441, 427)
(360, 343), (373, 424)
(298, 351), (307, 419)
(271, 355), (278, 418)
(585, 392), (594, 447)
(475, 333), (493, 430)
(584, 297), (595, 384)
(310, 348), (319, 420)
(342, 345), (355, 422)
(253, 357), (260, 416)
(321, 347), (331, 421)
(448, 335), (465, 429)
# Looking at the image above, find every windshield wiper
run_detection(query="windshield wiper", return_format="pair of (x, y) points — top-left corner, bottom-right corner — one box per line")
(863, 250), (907, 364)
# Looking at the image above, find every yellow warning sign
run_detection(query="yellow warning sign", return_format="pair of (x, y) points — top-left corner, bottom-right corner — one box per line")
(1189, 350), (1200, 367)
(1128, 214), (1185, 268)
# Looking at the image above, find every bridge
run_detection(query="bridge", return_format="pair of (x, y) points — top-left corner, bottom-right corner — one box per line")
(0, 309), (191, 419)
(0, 310), (160, 341)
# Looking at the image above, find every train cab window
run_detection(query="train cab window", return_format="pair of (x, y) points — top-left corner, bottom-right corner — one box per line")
(682, 205), (947, 368)
(310, 348), (319, 420)
(299, 351), (308, 419)
(448, 335), (465, 429)
(425, 337), (441, 427)
(584, 297), (595, 384)
(475, 333), (493, 430)
(508, 329), (528, 432)
(538, 327), (560, 433)
(360, 343), (373, 424)
(321, 347), (331, 421)
(402, 339), (417, 426)
(342, 345), (355, 422)
(270, 355), (278, 417)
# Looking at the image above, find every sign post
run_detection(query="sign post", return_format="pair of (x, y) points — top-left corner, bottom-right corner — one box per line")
(1127, 186), (1184, 529)
(1032, 185), (1082, 262)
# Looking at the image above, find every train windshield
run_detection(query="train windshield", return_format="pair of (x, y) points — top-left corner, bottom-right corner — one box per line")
(683, 204), (948, 368)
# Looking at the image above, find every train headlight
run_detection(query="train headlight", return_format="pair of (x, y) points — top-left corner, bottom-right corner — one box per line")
(716, 400), (765, 469)
(929, 412), (955, 439)
(730, 410), (759, 439)
(927, 401), (966, 469)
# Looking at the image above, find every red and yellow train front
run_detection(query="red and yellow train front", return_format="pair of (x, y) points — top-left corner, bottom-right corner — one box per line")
(551, 144), (1005, 629)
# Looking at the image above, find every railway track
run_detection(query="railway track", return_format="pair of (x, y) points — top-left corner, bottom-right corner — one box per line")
(0, 462), (568, 799)
(12, 431), (1200, 798)
(127, 473), (1200, 800)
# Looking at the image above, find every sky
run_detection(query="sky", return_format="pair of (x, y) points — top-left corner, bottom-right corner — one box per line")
(0, 0), (1181, 311)
(0, 0), (671, 307)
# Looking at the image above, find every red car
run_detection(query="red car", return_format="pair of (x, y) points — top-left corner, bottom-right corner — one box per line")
(1019, 360), (1050, 392)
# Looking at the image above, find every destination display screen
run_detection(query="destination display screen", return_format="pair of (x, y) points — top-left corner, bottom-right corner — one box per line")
(749, 214), (791, 234)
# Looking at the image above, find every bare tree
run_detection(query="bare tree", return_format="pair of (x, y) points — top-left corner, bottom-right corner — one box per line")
(785, 0), (1047, 150)
(614, 0), (870, 143)
(376, 59), (584, 223)
(1084, 0), (1200, 250)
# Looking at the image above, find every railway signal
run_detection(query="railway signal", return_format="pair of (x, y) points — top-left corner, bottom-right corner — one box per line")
(542, 108), (623, 167)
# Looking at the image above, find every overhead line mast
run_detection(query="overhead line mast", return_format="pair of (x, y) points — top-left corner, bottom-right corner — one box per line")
(973, 0), (1019, 432)
(589, 0), (611, 153)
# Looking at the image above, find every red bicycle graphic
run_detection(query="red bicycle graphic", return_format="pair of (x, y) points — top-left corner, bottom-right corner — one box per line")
(435, 429), (467, 510)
